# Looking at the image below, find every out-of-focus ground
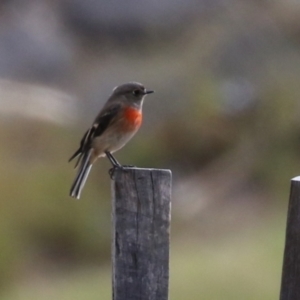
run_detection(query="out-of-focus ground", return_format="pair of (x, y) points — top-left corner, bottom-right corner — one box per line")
(0, 0), (300, 298)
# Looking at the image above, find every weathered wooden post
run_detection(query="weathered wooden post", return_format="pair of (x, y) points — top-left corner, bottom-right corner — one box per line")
(111, 167), (172, 300)
(280, 176), (300, 300)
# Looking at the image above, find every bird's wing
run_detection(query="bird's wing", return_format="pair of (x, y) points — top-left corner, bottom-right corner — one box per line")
(92, 103), (121, 137)
(69, 104), (121, 167)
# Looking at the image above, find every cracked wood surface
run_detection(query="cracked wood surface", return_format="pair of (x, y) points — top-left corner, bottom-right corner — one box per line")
(112, 167), (172, 300)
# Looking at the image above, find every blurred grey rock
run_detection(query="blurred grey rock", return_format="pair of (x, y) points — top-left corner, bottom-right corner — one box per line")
(60, 0), (220, 43)
(0, 79), (78, 125)
(0, 0), (74, 83)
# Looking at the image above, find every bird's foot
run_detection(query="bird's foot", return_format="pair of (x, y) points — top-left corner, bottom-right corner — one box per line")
(109, 166), (118, 179)
(108, 165), (136, 180)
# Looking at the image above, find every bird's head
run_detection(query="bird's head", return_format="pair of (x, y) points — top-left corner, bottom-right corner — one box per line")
(111, 82), (154, 105)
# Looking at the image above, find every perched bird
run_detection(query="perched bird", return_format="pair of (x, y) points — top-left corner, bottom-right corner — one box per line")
(69, 82), (154, 199)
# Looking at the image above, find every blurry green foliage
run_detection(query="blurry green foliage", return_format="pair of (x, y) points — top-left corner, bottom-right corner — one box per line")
(0, 120), (112, 286)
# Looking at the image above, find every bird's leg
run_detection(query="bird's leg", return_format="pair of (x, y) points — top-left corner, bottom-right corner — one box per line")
(105, 151), (122, 179)
(105, 151), (135, 179)
(105, 151), (121, 167)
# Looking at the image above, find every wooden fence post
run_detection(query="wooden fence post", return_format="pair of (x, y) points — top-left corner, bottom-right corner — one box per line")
(111, 167), (172, 300)
(280, 176), (300, 300)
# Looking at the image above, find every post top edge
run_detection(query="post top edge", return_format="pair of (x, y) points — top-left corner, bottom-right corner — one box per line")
(121, 167), (172, 173)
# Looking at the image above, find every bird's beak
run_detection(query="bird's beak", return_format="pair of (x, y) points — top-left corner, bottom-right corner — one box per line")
(145, 90), (154, 94)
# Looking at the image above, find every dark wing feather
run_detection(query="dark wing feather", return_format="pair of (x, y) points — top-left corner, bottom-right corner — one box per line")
(68, 104), (121, 166)
(68, 128), (91, 162)
(69, 127), (95, 167)
(93, 104), (120, 137)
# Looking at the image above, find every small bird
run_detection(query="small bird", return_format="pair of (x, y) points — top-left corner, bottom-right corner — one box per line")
(69, 82), (154, 199)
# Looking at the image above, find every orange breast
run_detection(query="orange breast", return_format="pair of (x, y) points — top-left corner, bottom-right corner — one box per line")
(124, 107), (142, 130)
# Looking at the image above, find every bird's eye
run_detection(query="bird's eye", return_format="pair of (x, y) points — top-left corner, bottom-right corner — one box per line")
(132, 89), (140, 96)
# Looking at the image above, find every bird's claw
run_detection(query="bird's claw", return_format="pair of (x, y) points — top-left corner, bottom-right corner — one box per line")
(109, 166), (118, 180)
(108, 165), (136, 180)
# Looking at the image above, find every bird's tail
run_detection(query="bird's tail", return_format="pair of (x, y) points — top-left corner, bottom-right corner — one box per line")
(70, 150), (92, 199)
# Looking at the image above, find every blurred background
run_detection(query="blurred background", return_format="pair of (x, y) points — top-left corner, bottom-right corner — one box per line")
(0, 0), (299, 299)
